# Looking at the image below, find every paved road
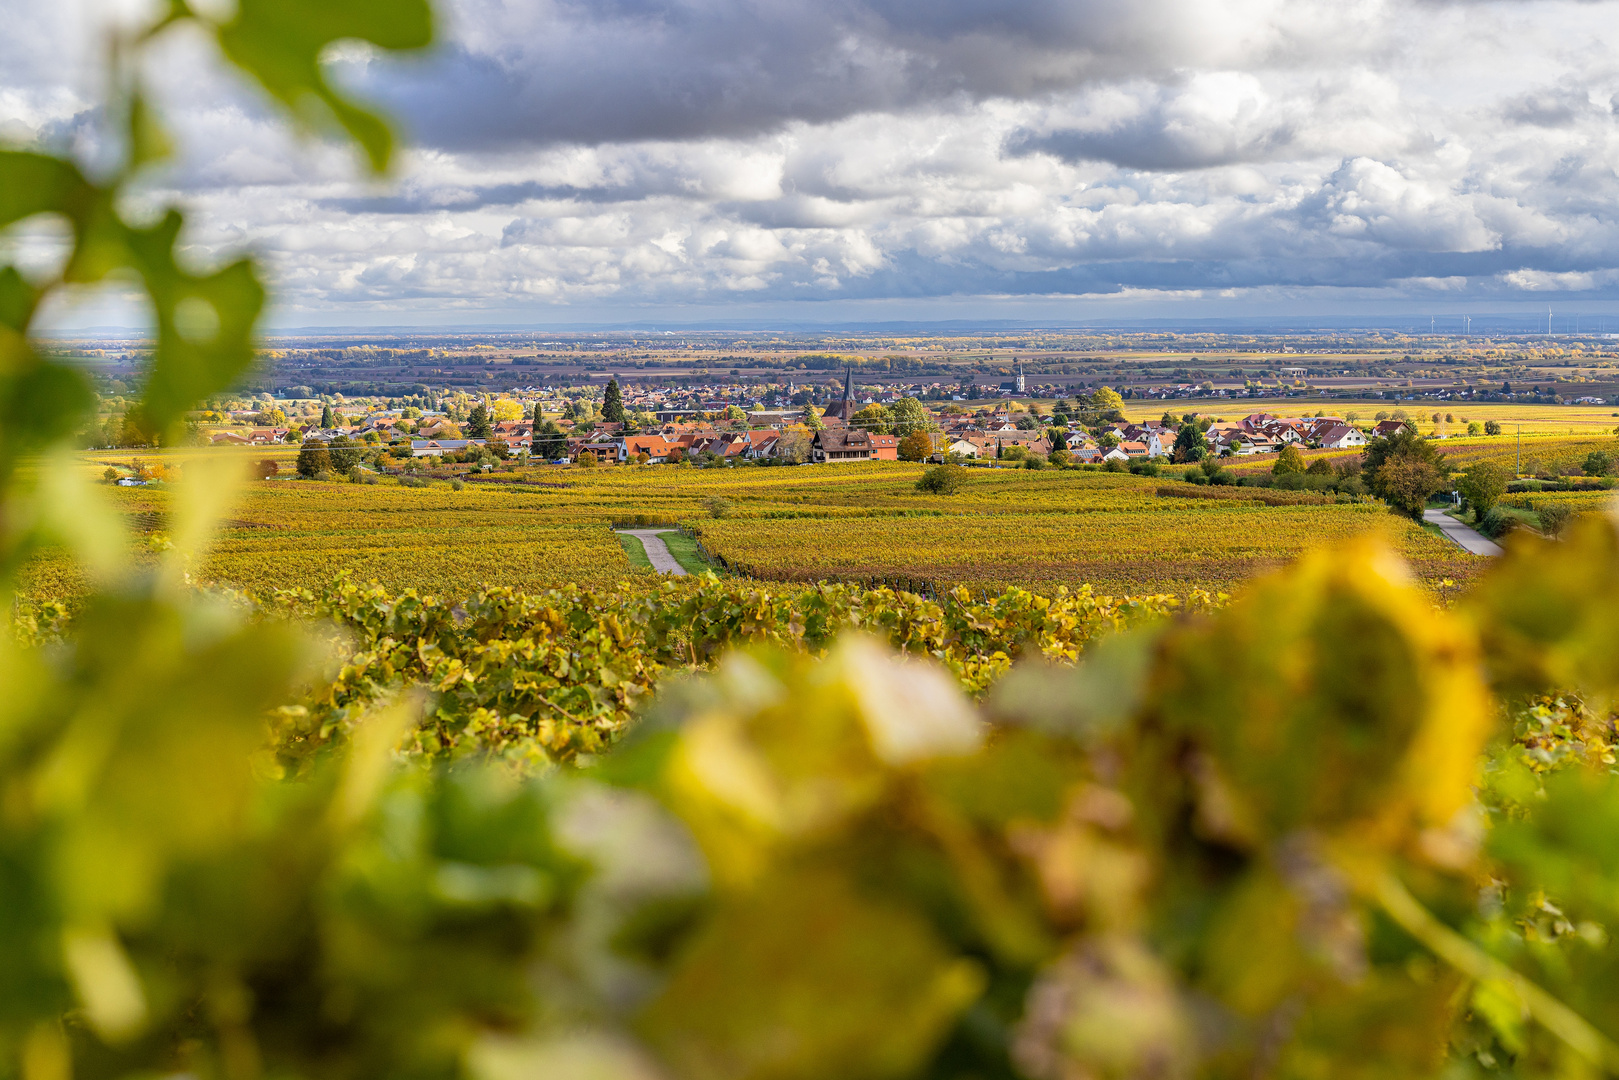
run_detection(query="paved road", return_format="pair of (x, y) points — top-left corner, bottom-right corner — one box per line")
(616, 528), (688, 575)
(1422, 509), (1504, 556)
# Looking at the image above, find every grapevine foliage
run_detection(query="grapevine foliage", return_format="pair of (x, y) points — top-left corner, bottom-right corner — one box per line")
(267, 573), (1203, 769)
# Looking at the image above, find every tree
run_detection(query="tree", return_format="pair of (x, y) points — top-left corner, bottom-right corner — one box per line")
(1457, 461), (1508, 517)
(296, 440), (331, 478)
(531, 400), (545, 425)
(1539, 504), (1574, 538)
(1273, 444), (1306, 475)
(850, 404), (891, 434)
(533, 420), (567, 460)
(898, 430), (933, 462)
(724, 404), (747, 425)
(327, 435), (362, 472)
(576, 450), (598, 468)
(1306, 457), (1332, 476)
(466, 403), (492, 439)
(1172, 424), (1209, 463)
(1484, 420), (1502, 436)
(890, 396), (931, 437)
(1090, 386), (1125, 416)
(802, 407), (824, 433)
(776, 429), (812, 463)
(603, 379), (626, 424)
(1014, 413), (1041, 431)
(1582, 451), (1612, 477)
(320, 404), (335, 428)
(915, 464), (968, 495)
(1374, 456), (1446, 517)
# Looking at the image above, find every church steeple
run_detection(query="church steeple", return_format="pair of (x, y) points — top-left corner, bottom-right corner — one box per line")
(823, 365), (854, 421)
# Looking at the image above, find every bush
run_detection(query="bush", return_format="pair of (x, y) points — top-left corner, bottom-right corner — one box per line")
(102, 466), (119, 482)
(254, 458), (279, 479)
(577, 450), (598, 468)
(1022, 455), (1045, 470)
(915, 464), (969, 495)
(398, 475), (427, 488)
(1484, 419), (1502, 435)
(706, 496), (735, 518)
(1478, 506), (1519, 539)
(1127, 459), (1159, 476)
(449, 478), (465, 491)
(1582, 451), (1613, 477)
(1102, 457), (1126, 473)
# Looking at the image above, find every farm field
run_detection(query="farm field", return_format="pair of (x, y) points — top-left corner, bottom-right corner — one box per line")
(1117, 398), (1619, 435)
(21, 452), (1481, 601)
(1220, 431), (1619, 478)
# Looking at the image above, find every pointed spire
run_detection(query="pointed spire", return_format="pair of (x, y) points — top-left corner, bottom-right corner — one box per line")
(824, 365), (855, 422)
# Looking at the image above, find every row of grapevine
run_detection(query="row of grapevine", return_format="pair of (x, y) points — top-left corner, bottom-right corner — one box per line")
(254, 571), (1209, 769)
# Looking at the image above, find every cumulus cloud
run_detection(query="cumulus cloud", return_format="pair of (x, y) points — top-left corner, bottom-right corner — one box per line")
(6, 0), (1619, 320)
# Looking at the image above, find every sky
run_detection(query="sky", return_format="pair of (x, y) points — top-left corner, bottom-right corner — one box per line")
(4, 0), (1619, 328)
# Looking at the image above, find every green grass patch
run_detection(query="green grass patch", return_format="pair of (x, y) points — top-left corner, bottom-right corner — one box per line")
(659, 530), (712, 575)
(617, 531), (653, 570)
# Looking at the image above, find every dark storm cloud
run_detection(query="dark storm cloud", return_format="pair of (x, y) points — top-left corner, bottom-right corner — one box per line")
(351, 0), (1348, 150)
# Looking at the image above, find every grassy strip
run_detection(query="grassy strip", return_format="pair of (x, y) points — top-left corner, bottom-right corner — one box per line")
(658, 531), (712, 575)
(616, 532), (653, 570)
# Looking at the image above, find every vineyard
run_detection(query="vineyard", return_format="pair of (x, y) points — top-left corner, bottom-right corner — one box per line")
(23, 458), (1488, 601)
(688, 501), (1476, 595)
(20, 480), (646, 599)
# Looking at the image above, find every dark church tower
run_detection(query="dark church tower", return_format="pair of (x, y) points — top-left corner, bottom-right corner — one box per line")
(823, 366), (854, 421)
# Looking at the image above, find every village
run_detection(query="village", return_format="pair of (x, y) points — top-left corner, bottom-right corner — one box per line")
(203, 364), (1424, 470)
